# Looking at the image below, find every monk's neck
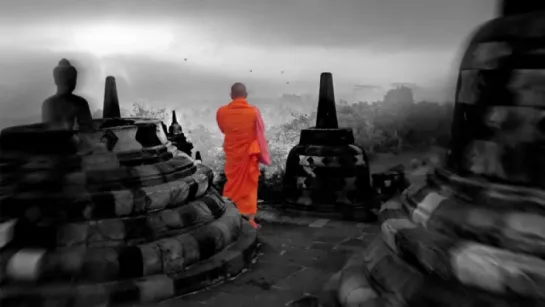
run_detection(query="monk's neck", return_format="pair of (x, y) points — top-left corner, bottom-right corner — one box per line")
(231, 97), (247, 104)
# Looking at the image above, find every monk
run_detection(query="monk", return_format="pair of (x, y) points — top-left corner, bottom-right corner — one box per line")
(42, 59), (93, 132)
(217, 83), (268, 229)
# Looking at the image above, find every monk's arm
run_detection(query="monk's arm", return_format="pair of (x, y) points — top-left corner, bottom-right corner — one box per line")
(216, 108), (224, 133)
(255, 107), (265, 129)
(254, 106), (271, 166)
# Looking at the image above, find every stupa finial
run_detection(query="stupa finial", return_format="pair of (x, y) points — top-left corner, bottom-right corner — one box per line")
(103, 76), (121, 118)
(315, 72), (338, 129)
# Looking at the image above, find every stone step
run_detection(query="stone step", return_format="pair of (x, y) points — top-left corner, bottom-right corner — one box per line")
(0, 189), (227, 249)
(1, 156), (196, 193)
(361, 236), (536, 306)
(0, 166), (213, 220)
(1, 204), (242, 284)
(0, 222), (259, 307)
(381, 214), (545, 299)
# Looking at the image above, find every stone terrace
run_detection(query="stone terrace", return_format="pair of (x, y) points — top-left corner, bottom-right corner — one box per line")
(157, 219), (380, 307)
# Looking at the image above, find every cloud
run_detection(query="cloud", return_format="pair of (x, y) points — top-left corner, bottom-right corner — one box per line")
(354, 84), (382, 90)
(0, 0), (494, 129)
(2, 0), (496, 51)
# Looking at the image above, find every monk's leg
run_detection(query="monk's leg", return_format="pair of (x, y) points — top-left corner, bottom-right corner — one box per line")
(233, 180), (259, 228)
(245, 180), (261, 228)
(223, 160), (260, 228)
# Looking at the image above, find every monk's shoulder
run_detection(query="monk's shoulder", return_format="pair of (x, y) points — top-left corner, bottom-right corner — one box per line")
(217, 104), (229, 115)
(247, 104), (259, 116)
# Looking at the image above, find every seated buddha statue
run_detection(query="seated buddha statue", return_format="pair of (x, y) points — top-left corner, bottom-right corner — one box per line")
(42, 59), (93, 132)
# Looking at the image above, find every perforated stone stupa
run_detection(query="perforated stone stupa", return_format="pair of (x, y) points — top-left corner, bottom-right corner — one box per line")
(334, 2), (545, 306)
(0, 75), (258, 307)
(283, 73), (373, 220)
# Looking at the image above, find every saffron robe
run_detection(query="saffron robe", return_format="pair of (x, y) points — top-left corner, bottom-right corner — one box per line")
(217, 98), (265, 215)
(253, 106), (271, 166)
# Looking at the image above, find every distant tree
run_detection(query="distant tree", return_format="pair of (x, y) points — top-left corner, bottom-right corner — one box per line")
(262, 112), (315, 175)
(129, 102), (169, 123)
(92, 107), (136, 119)
(188, 124), (221, 160)
(384, 86), (415, 105)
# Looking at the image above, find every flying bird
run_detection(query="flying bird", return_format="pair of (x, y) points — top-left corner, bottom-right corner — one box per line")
(184, 58), (187, 61)
(249, 69), (253, 72)
(281, 70), (284, 74)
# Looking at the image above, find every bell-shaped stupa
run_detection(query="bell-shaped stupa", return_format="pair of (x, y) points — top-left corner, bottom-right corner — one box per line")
(0, 73), (258, 306)
(282, 73), (373, 220)
(168, 110), (193, 157)
(334, 2), (545, 306)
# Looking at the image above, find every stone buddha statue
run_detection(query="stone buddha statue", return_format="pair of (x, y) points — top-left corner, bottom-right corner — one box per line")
(41, 59), (93, 131)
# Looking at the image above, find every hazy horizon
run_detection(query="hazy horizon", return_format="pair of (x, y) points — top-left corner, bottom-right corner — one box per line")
(0, 0), (497, 128)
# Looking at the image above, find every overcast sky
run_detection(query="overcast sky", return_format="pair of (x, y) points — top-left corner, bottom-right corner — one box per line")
(0, 0), (496, 126)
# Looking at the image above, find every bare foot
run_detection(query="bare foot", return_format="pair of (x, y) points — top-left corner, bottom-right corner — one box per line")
(248, 219), (261, 229)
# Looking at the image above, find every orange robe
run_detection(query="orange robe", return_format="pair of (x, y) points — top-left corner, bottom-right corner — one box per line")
(216, 98), (261, 216)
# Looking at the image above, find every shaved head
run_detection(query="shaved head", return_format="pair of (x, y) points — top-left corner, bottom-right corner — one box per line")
(230, 82), (247, 99)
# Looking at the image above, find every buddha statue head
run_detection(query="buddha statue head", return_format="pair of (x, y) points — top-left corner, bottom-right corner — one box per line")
(53, 58), (77, 93)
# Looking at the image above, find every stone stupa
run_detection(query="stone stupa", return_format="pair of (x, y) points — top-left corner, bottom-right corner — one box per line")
(282, 73), (373, 220)
(334, 1), (545, 306)
(0, 73), (258, 306)
(168, 110), (193, 157)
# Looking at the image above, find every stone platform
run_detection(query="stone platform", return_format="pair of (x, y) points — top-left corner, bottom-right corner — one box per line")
(155, 220), (379, 307)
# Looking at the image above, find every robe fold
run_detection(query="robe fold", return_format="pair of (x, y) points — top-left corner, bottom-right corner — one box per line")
(217, 98), (265, 215)
(253, 106), (271, 166)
